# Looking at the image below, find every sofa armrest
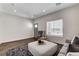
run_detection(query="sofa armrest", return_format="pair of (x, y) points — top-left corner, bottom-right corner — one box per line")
(58, 43), (69, 56)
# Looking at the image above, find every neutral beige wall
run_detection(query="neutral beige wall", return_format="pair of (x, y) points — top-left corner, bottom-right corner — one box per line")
(0, 12), (34, 44)
(34, 4), (79, 44)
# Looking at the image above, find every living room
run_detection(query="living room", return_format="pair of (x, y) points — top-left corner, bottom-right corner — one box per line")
(0, 2), (79, 57)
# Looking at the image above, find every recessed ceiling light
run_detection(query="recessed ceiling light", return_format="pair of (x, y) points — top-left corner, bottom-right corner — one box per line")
(56, 3), (62, 6)
(32, 16), (34, 17)
(14, 10), (16, 12)
(11, 3), (16, 7)
(42, 10), (46, 12)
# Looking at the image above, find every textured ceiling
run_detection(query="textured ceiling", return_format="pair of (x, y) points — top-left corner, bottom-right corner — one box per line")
(0, 3), (77, 19)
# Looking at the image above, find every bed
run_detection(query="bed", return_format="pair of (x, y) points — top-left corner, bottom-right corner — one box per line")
(28, 40), (58, 56)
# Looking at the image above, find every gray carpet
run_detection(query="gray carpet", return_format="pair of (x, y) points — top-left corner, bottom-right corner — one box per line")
(6, 44), (28, 56)
(6, 43), (63, 56)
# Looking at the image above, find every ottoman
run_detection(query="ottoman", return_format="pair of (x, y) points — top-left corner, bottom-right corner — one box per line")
(28, 40), (57, 56)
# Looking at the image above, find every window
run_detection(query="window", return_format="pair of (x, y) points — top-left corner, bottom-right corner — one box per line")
(46, 19), (63, 37)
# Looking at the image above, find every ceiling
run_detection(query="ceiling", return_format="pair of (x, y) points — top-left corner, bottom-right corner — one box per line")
(0, 3), (77, 20)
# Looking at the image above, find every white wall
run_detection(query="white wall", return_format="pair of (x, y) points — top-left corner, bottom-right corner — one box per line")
(34, 5), (79, 44)
(0, 12), (34, 43)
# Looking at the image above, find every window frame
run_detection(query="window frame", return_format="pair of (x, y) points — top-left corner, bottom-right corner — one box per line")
(46, 19), (63, 37)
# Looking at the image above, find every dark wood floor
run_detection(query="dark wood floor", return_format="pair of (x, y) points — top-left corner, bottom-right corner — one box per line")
(0, 38), (35, 52)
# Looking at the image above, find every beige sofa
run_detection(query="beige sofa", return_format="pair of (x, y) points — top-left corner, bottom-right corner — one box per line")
(58, 36), (79, 56)
(58, 42), (69, 56)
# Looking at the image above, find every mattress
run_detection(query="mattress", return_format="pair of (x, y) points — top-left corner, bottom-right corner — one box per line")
(28, 40), (57, 56)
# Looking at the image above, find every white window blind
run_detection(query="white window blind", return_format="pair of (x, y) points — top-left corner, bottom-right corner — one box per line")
(47, 19), (63, 37)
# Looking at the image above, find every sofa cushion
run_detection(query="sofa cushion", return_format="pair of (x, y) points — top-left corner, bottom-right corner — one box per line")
(70, 36), (79, 52)
(73, 37), (79, 45)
